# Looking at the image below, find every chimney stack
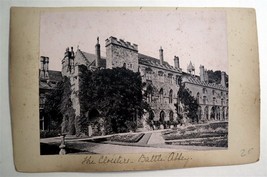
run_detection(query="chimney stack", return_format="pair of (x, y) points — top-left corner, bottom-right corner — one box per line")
(95, 37), (101, 68)
(174, 56), (180, 69)
(159, 46), (164, 65)
(199, 65), (205, 82)
(204, 69), (209, 83)
(221, 71), (226, 87)
(40, 56), (49, 79)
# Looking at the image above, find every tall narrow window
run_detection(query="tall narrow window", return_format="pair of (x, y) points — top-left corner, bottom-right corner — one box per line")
(159, 88), (164, 103)
(169, 89), (173, 103)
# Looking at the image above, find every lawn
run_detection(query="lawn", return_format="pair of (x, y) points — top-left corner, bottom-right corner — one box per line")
(162, 121), (228, 147)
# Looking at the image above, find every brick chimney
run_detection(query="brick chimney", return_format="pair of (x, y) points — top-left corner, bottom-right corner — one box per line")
(95, 37), (101, 68)
(199, 65), (205, 82)
(221, 71), (226, 87)
(159, 46), (164, 65)
(174, 56), (180, 69)
(40, 56), (49, 79)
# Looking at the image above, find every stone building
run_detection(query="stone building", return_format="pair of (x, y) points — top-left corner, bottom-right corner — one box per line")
(39, 36), (228, 131)
(39, 56), (62, 130)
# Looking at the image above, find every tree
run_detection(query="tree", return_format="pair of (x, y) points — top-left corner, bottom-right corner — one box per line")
(79, 67), (150, 134)
(175, 77), (200, 124)
(44, 76), (76, 135)
(207, 70), (229, 87)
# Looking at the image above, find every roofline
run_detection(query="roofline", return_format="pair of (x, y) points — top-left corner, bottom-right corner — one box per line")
(138, 63), (182, 75)
(184, 81), (228, 91)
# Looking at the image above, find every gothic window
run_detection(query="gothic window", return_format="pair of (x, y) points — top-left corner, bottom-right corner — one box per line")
(147, 85), (153, 103)
(203, 88), (207, 94)
(221, 98), (224, 106)
(123, 63), (126, 68)
(168, 73), (173, 84)
(145, 67), (153, 81)
(169, 89), (173, 103)
(213, 97), (216, 105)
(159, 88), (164, 103)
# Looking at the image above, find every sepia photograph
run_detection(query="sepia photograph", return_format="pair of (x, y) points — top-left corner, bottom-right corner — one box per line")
(39, 9), (229, 155)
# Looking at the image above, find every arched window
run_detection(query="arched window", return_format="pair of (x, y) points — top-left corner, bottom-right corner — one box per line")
(203, 88), (206, 94)
(147, 85), (153, 103)
(123, 63), (126, 68)
(159, 88), (164, 103)
(221, 98), (224, 106)
(203, 96), (207, 105)
(159, 111), (165, 123)
(169, 111), (174, 122)
(169, 89), (173, 103)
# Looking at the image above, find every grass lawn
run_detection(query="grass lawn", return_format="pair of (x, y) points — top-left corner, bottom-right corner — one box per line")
(162, 122), (228, 147)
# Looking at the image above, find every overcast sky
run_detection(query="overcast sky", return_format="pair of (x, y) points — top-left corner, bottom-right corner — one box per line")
(40, 8), (228, 74)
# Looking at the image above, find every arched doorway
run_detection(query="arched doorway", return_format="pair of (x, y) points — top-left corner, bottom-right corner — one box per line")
(204, 106), (209, 120)
(215, 106), (220, 120)
(159, 111), (165, 123)
(222, 107), (225, 120)
(211, 106), (216, 120)
(169, 110), (174, 122)
(88, 109), (100, 121)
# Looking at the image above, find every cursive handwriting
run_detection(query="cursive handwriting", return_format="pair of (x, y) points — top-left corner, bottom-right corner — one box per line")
(138, 154), (165, 163)
(81, 152), (192, 167)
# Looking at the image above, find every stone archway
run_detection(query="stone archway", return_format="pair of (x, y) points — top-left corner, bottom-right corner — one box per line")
(211, 106), (216, 120)
(204, 106), (209, 120)
(159, 111), (165, 129)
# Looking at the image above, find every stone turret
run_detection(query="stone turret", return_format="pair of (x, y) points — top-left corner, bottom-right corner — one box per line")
(187, 61), (195, 75)
(105, 36), (139, 72)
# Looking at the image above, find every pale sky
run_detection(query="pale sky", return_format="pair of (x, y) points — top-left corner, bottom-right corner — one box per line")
(40, 9), (228, 74)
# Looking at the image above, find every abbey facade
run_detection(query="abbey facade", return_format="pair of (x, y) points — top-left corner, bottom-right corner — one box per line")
(39, 36), (228, 131)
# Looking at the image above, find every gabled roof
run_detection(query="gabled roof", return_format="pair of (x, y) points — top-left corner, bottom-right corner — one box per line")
(138, 53), (181, 73)
(75, 49), (106, 68)
(48, 70), (63, 82)
(39, 70), (62, 90)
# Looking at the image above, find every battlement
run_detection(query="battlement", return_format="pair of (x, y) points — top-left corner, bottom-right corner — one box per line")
(105, 36), (138, 52)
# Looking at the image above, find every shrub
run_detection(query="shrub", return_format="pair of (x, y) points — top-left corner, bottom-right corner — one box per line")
(40, 130), (60, 138)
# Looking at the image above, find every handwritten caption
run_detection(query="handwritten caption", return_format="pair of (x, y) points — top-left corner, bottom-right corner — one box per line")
(81, 152), (192, 167)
